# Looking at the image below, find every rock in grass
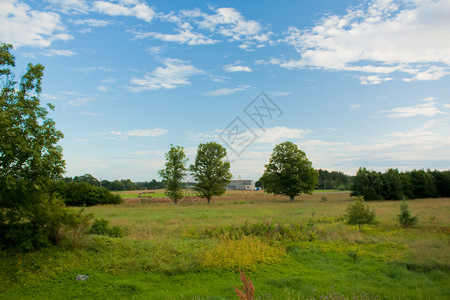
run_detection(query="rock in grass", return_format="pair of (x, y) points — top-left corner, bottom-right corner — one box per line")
(76, 275), (90, 282)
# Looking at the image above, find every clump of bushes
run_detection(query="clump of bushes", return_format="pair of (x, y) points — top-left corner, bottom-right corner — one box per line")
(88, 218), (123, 237)
(398, 201), (418, 228)
(202, 221), (319, 242)
(51, 181), (123, 206)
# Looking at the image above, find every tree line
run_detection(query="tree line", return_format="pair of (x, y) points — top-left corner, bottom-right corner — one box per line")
(351, 167), (450, 200)
(61, 174), (165, 191)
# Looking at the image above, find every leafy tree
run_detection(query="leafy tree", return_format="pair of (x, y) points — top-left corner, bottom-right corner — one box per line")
(344, 196), (376, 232)
(0, 43), (68, 250)
(260, 141), (318, 202)
(190, 142), (232, 204)
(351, 167), (384, 200)
(398, 201), (418, 228)
(409, 169), (436, 198)
(159, 145), (188, 204)
(381, 168), (404, 200)
(110, 180), (126, 191)
(431, 170), (450, 197)
(73, 173), (100, 187)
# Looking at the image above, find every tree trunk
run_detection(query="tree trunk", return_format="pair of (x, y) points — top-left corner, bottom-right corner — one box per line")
(290, 195), (295, 203)
(207, 197), (211, 204)
(173, 198), (177, 205)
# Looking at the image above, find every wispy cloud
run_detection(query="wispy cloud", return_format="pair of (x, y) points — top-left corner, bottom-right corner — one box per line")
(41, 49), (76, 57)
(46, 0), (89, 14)
(223, 64), (252, 72)
(110, 128), (168, 138)
(380, 97), (446, 118)
(71, 18), (112, 27)
(359, 75), (392, 85)
(203, 85), (250, 96)
(71, 66), (113, 73)
(67, 97), (95, 107)
(129, 58), (203, 91)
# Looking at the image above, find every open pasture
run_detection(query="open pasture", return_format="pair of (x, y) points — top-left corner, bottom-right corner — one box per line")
(1, 193), (449, 299)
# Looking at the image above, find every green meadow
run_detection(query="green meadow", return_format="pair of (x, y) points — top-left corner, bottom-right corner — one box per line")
(1, 193), (449, 299)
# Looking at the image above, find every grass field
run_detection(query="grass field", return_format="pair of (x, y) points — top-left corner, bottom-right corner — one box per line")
(1, 193), (449, 299)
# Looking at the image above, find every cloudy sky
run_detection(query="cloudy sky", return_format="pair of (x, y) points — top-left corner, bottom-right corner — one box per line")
(1, 0), (450, 181)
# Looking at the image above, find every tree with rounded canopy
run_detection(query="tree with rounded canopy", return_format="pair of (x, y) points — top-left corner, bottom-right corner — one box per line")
(260, 141), (318, 202)
(190, 142), (232, 204)
(0, 43), (68, 250)
(159, 145), (188, 204)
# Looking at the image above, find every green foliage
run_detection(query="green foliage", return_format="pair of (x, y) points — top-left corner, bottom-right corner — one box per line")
(316, 169), (352, 190)
(203, 221), (319, 242)
(200, 236), (286, 270)
(350, 168), (384, 200)
(261, 141), (318, 202)
(190, 142), (232, 204)
(0, 43), (71, 250)
(51, 180), (123, 206)
(398, 201), (418, 228)
(88, 218), (123, 237)
(159, 145), (188, 204)
(352, 167), (449, 200)
(344, 196), (376, 232)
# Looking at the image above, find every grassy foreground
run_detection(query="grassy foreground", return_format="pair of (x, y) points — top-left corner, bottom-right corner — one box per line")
(1, 193), (449, 299)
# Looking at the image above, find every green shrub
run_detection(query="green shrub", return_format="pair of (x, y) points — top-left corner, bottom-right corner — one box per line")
(88, 218), (123, 237)
(51, 181), (123, 206)
(398, 201), (418, 228)
(344, 196), (376, 232)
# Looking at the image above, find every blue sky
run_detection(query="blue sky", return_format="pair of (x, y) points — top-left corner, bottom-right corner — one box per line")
(1, 0), (450, 181)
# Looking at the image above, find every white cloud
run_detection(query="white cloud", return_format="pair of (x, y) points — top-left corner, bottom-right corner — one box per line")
(71, 18), (112, 27)
(380, 97), (446, 118)
(149, 7), (272, 50)
(97, 85), (108, 92)
(136, 29), (218, 45)
(71, 66), (113, 72)
(350, 104), (361, 109)
(444, 104), (450, 109)
(110, 128), (168, 137)
(203, 85), (250, 96)
(359, 75), (392, 85)
(129, 58), (203, 91)
(46, 0), (89, 14)
(67, 97), (95, 106)
(0, 0), (73, 48)
(41, 49), (76, 57)
(223, 64), (252, 72)
(93, 1), (155, 22)
(277, 0), (450, 83)
(254, 126), (307, 144)
(271, 91), (291, 97)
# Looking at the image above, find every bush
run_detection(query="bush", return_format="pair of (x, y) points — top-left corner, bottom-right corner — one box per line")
(398, 201), (418, 228)
(88, 218), (123, 237)
(344, 196), (376, 232)
(51, 181), (123, 206)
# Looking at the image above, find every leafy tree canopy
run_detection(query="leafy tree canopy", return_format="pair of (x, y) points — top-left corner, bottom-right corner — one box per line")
(260, 141), (318, 202)
(190, 142), (232, 204)
(159, 145), (188, 204)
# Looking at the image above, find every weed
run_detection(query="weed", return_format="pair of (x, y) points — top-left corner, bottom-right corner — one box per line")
(234, 270), (255, 300)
